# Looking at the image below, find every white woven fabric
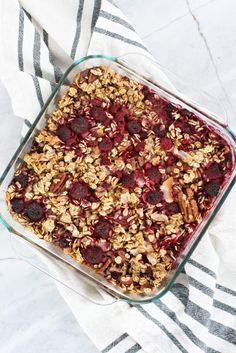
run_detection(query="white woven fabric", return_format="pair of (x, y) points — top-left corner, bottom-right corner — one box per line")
(0, 1), (235, 352)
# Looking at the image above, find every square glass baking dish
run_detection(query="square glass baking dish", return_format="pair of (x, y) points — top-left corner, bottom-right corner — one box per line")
(0, 54), (236, 304)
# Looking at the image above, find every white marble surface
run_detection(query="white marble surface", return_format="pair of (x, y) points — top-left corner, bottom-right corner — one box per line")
(0, 0), (236, 352)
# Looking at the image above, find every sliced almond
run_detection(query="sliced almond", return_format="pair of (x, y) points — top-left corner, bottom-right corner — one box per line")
(161, 177), (174, 203)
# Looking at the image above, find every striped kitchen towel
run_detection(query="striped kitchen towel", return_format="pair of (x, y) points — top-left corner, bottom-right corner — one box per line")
(0, 1), (235, 353)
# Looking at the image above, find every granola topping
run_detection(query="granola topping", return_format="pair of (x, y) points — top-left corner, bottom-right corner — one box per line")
(6, 66), (234, 295)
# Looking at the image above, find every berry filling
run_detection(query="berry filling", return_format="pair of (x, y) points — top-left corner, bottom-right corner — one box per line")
(145, 190), (162, 205)
(11, 198), (24, 213)
(98, 137), (113, 152)
(153, 123), (167, 137)
(25, 201), (45, 222)
(205, 163), (222, 180)
(57, 125), (72, 143)
(53, 229), (74, 249)
(91, 106), (107, 123)
(71, 116), (90, 135)
(160, 137), (173, 151)
(166, 202), (180, 215)
(121, 173), (136, 189)
(15, 172), (29, 188)
(126, 120), (142, 135)
(69, 180), (90, 200)
(81, 245), (105, 264)
(146, 166), (161, 184)
(203, 180), (220, 197)
(94, 218), (111, 239)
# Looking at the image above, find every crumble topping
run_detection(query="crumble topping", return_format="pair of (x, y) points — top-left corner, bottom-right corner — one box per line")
(6, 66), (234, 295)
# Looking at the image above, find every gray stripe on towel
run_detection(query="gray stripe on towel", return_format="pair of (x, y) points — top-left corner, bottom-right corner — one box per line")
(216, 283), (236, 297)
(94, 27), (147, 50)
(187, 259), (216, 278)
(136, 305), (189, 353)
(31, 76), (44, 108)
(91, 0), (102, 31)
(18, 6), (24, 71)
(43, 29), (62, 83)
(102, 333), (128, 352)
(71, 0), (85, 60)
(171, 283), (236, 344)
(125, 343), (141, 353)
(155, 300), (220, 353)
(100, 10), (135, 31)
(33, 30), (43, 78)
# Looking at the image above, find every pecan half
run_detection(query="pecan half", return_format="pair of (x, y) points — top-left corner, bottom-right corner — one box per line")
(178, 188), (199, 223)
(50, 173), (68, 193)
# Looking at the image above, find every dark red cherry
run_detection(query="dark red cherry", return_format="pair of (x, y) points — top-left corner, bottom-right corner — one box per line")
(166, 202), (180, 214)
(145, 190), (162, 205)
(11, 198), (24, 213)
(203, 180), (220, 197)
(57, 126), (72, 143)
(25, 201), (44, 222)
(69, 181), (90, 200)
(15, 172), (29, 188)
(160, 137), (173, 150)
(205, 163), (222, 180)
(81, 246), (105, 264)
(126, 120), (142, 135)
(153, 123), (167, 137)
(98, 137), (113, 152)
(121, 173), (136, 189)
(94, 219), (111, 239)
(91, 107), (107, 123)
(71, 116), (89, 135)
(146, 167), (161, 184)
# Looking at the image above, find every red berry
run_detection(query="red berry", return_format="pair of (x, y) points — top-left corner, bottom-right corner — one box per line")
(100, 154), (110, 165)
(71, 116), (89, 135)
(146, 166), (161, 184)
(205, 163), (222, 180)
(145, 190), (162, 205)
(25, 201), (44, 222)
(53, 230), (73, 249)
(57, 126), (72, 143)
(91, 106), (107, 123)
(126, 120), (142, 135)
(11, 198), (24, 213)
(166, 154), (178, 166)
(139, 130), (148, 140)
(98, 137), (113, 152)
(134, 141), (145, 152)
(94, 219), (111, 239)
(69, 181), (90, 200)
(110, 270), (122, 280)
(15, 172), (29, 188)
(145, 267), (154, 278)
(160, 138), (173, 150)
(113, 133), (123, 145)
(121, 173), (136, 189)
(175, 120), (194, 134)
(110, 102), (122, 114)
(204, 180), (220, 197)
(153, 123), (167, 137)
(81, 245), (105, 264)
(91, 98), (103, 107)
(166, 202), (180, 214)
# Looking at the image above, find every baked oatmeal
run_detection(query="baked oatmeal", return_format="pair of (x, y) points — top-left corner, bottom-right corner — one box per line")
(6, 66), (234, 295)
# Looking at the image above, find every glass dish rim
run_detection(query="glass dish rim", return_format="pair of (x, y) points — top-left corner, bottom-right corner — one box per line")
(0, 53), (236, 304)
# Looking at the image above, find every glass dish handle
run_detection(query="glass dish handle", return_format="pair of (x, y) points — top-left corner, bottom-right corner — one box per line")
(9, 233), (118, 306)
(116, 52), (228, 127)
